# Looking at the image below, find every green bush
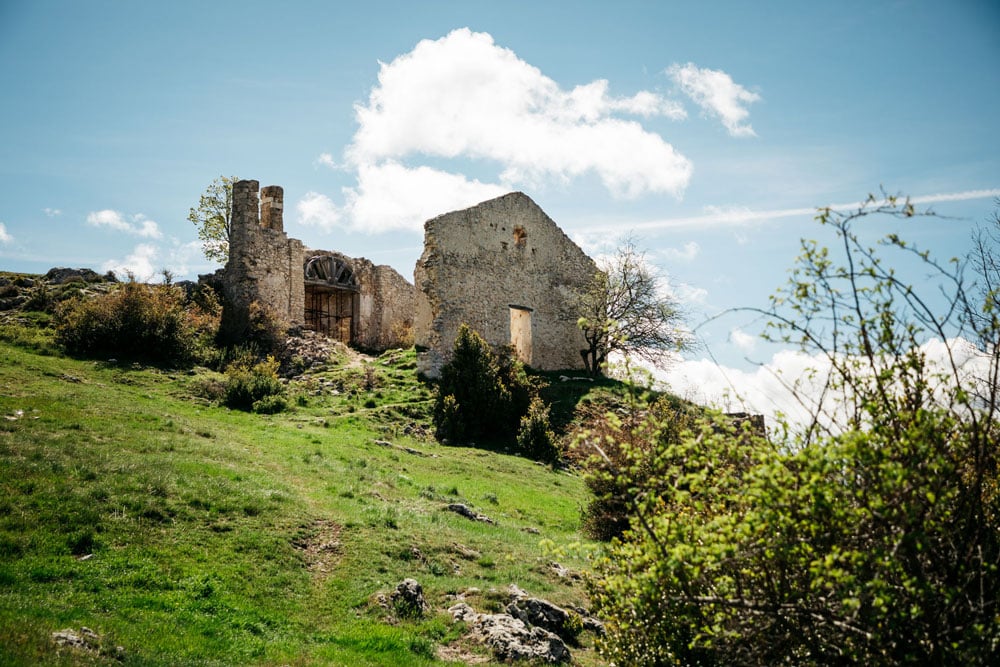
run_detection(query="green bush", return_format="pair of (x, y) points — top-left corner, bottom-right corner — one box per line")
(433, 324), (543, 454)
(516, 397), (559, 464)
(586, 196), (1000, 665)
(224, 356), (286, 412)
(581, 395), (699, 542)
(55, 280), (198, 365)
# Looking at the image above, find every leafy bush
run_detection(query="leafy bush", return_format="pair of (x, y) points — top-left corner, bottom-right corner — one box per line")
(580, 394), (699, 542)
(55, 280), (203, 365)
(224, 356), (286, 412)
(433, 324), (543, 454)
(516, 397), (559, 464)
(586, 196), (1000, 665)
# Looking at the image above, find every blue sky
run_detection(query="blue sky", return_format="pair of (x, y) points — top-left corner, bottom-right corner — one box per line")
(1, 0), (998, 412)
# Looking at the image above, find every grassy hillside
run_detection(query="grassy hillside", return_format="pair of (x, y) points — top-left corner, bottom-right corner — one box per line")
(0, 317), (604, 665)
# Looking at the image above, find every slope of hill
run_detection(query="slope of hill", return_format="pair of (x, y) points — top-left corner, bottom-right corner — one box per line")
(0, 311), (604, 665)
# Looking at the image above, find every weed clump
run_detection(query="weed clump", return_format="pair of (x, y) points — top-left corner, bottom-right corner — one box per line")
(223, 355), (287, 413)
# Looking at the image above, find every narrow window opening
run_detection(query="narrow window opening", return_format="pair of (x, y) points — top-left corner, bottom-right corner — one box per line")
(509, 305), (533, 366)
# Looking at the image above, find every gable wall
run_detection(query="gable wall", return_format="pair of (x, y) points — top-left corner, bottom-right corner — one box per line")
(413, 192), (596, 377)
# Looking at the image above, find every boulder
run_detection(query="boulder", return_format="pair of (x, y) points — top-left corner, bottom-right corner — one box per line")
(449, 603), (570, 663)
(44, 267), (105, 284)
(390, 578), (428, 618)
(507, 597), (573, 640)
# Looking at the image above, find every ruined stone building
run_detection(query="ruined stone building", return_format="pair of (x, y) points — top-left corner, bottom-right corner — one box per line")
(220, 183), (597, 372)
(413, 192), (598, 377)
(220, 180), (415, 350)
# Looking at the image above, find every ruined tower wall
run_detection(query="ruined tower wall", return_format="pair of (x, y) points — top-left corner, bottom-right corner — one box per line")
(220, 180), (304, 341)
(413, 192), (597, 377)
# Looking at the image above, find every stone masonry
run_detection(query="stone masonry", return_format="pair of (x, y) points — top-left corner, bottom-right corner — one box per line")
(220, 180), (305, 341)
(221, 180), (414, 350)
(413, 192), (598, 377)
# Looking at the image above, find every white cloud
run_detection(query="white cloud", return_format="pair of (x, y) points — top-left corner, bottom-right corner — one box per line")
(730, 327), (757, 353)
(661, 337), (991, 432)
(579, 188), (1000, 234)
(43, 207), (61, 217)
(86, 209), (163, 239)
(347, 28), (692, 201)
(297, 191), (342, 230)
(315, 152), (337, 169)
(663, 241), (700, 261)
(0, 223), (12, 244)
(668, 62), (760, 137)
(298, 162), (507, 233)
(102, 243), (158, 281)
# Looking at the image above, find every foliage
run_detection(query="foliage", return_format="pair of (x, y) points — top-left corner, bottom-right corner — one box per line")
(54, 279), (213, 365)
(516, 396), (559, 464)
(578, 237), (690, 376)
(587, 194), (1000, 665)
(189, 175), (237, 264)
(224, 355), (287, 412)
(580, 393), (700, 542)
(433, 324), (541, 454)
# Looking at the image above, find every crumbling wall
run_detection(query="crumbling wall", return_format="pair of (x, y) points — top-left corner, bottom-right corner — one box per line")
(304, 249), (416, 351)
(413, 192), (597, 377)
(220, 180), (304, 341)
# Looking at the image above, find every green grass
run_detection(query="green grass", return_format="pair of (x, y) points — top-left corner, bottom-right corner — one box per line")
(0, 330), (602, 665)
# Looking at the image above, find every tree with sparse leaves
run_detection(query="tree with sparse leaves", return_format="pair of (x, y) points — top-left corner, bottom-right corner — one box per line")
(188, 175), (237, 264)
(577, 238), (690, 376)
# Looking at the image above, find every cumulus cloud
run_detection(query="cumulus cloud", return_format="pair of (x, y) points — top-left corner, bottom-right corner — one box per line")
(315, 152), (337, 169)
(43, 207), (61, 217)
(730, 327), (757, 353)
(297, 191), (342, 230)
(661, 337), (990, 432)
(300, 28), (694, 235)
(0, 223), (12, 244)
(350, 29), (692, 198)
(87, 209), (162, 239)
(102, 243), (158, 281)
(662, 241), (700, 261)
(668, 62), (760, 137)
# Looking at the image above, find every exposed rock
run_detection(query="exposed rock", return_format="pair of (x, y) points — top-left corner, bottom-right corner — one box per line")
(446, 503), (496, 524)
(391, 578), (429, 618)
(44, 267), (108, 284)
(448, 603), (570, 663)
(51, 627), (125, 660)
(507, 597), (573, 640)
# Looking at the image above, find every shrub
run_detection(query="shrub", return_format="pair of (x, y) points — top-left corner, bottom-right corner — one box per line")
(433, 324), (544, 454)
(224, 355), (286, 412)
(586, 195), (1000, 666)
(516, 397), (559, 464)
(55, 280), (198, 365)
(581, 395), (699, 542)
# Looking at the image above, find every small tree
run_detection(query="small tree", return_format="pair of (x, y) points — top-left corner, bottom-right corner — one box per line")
(433, 324), (541, 452)
(578, 238), (689, 376)
(189, 175), (237, 264)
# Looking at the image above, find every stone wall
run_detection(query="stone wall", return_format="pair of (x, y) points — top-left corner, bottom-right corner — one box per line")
(304, 249), (416, 350)
(413, 192), (597, 377)
(220, 180), (305, 341)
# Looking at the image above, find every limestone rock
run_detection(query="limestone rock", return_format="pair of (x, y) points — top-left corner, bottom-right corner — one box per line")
(390, 578), (428, 618)
(507, 597), (573, 640)
(446, 503), (496, 524)
(448, 603), (570, 663)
